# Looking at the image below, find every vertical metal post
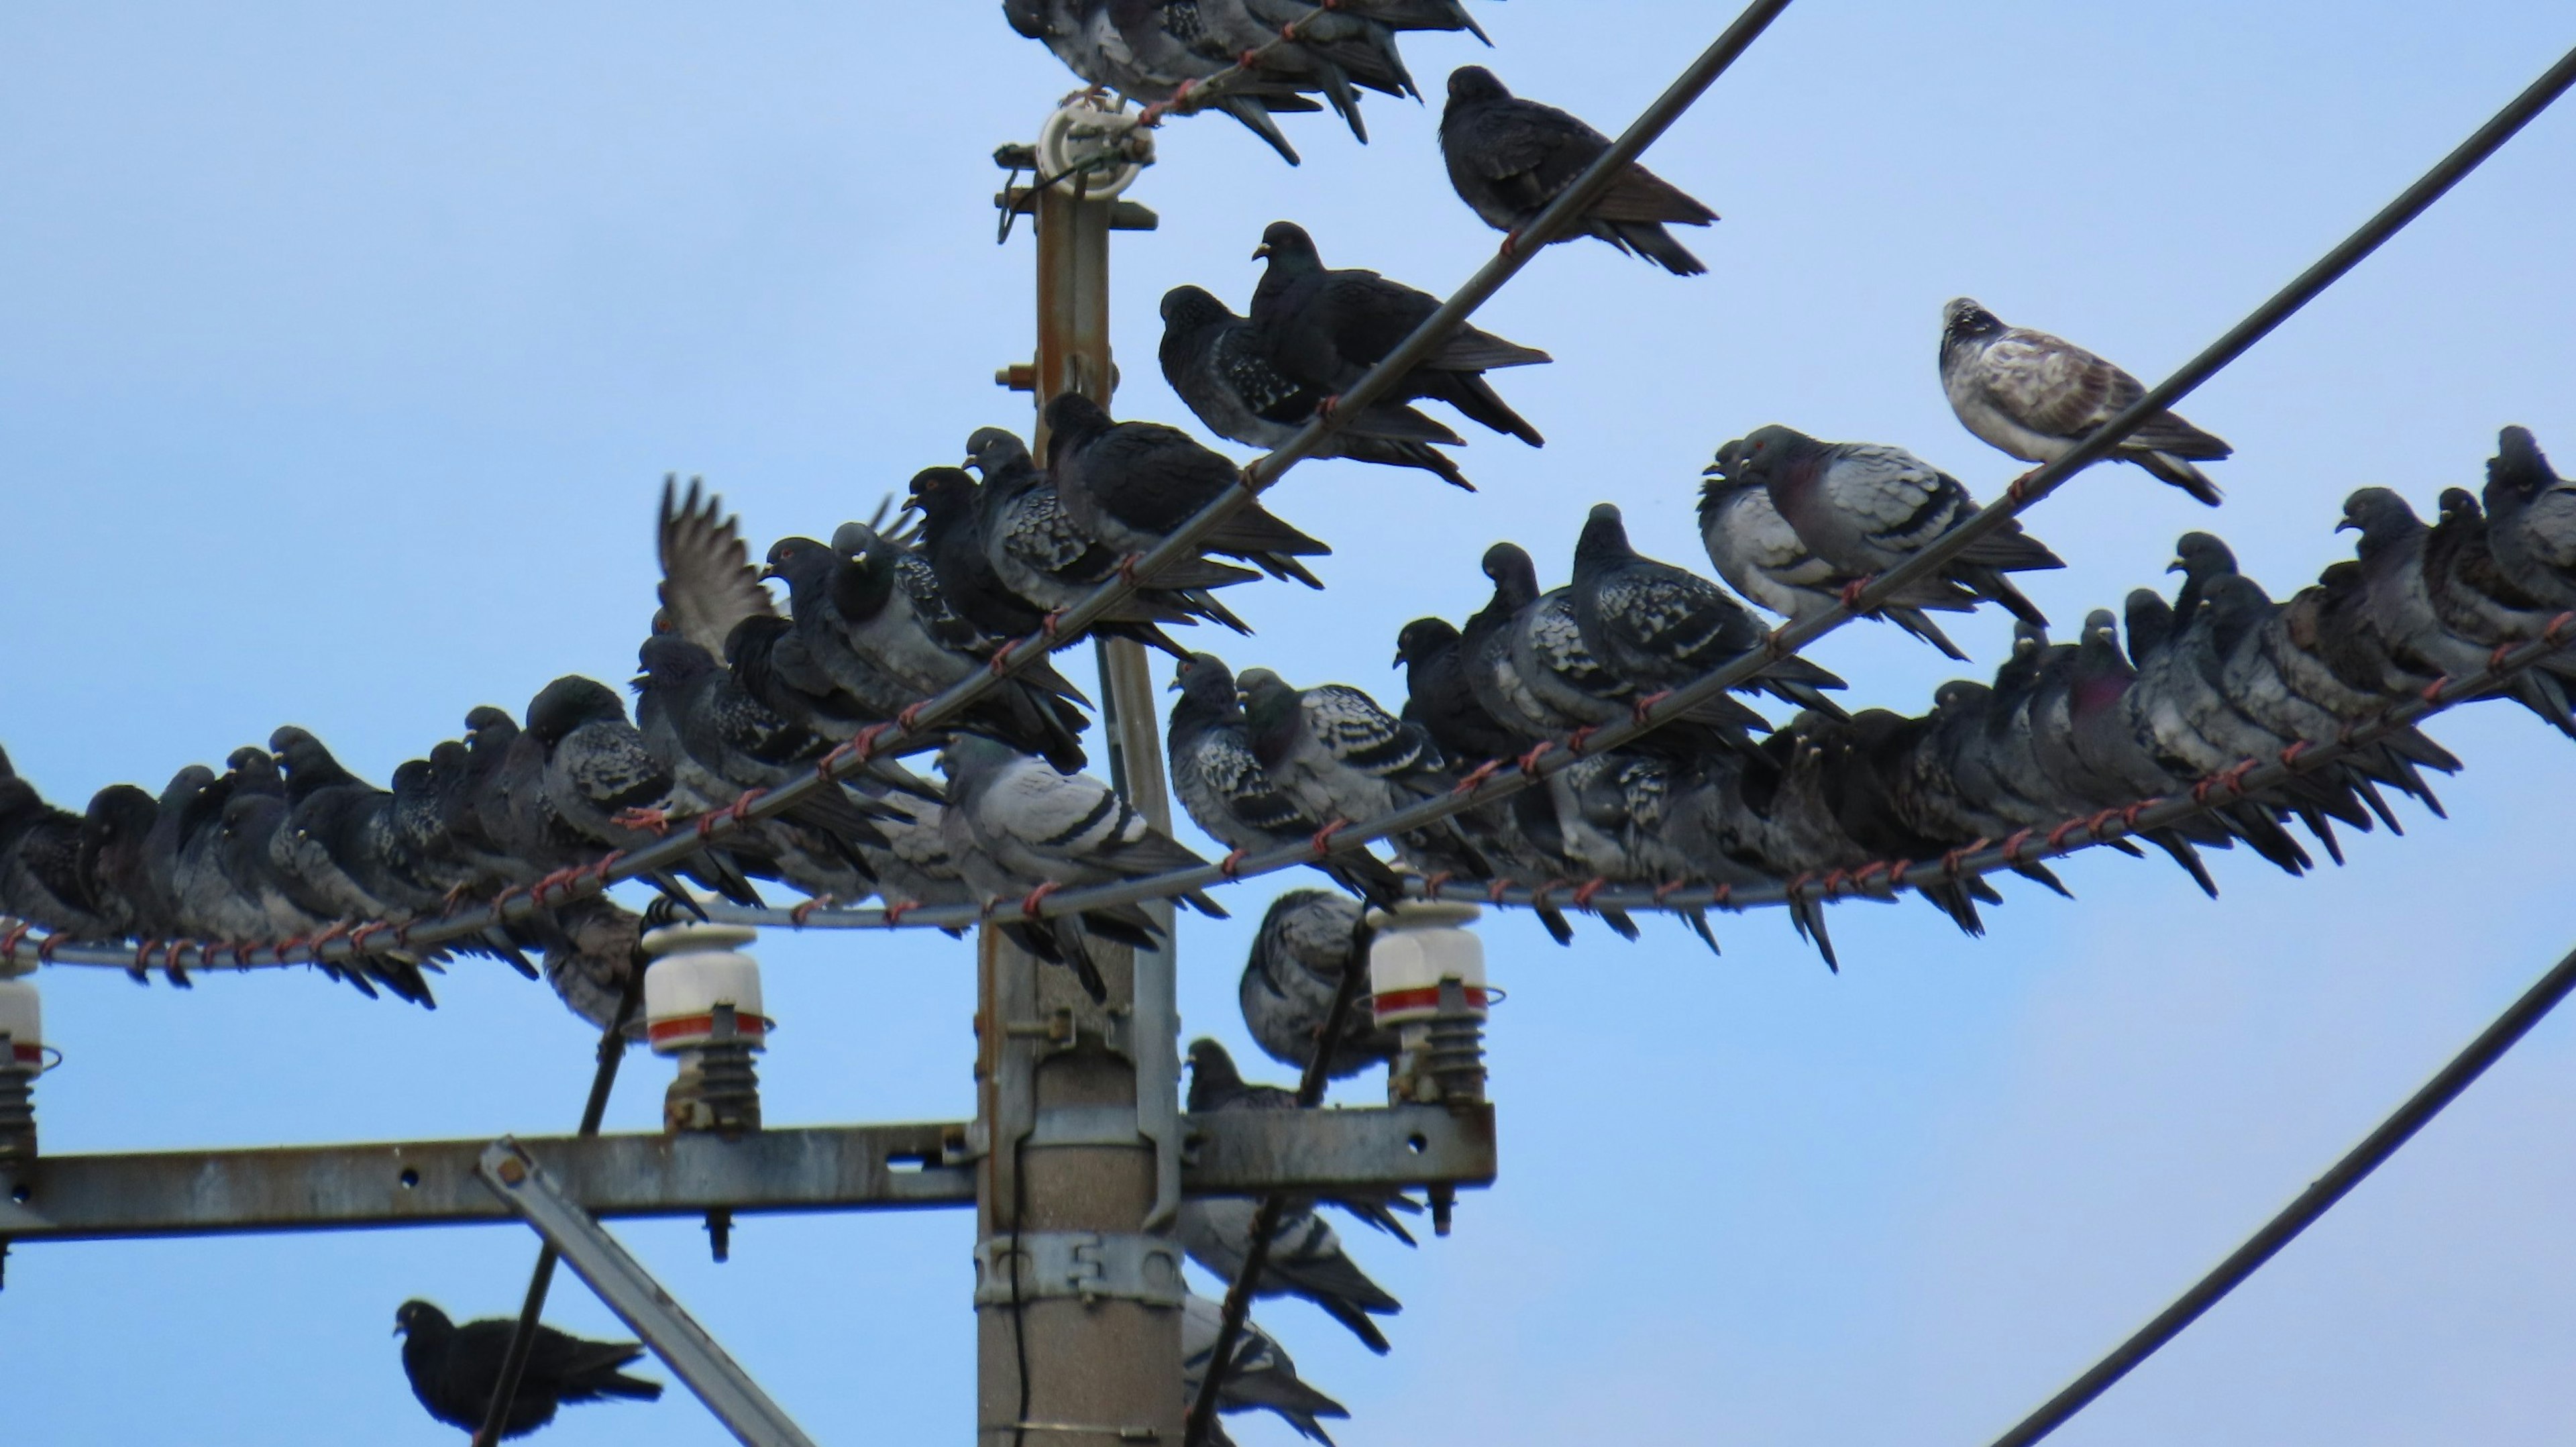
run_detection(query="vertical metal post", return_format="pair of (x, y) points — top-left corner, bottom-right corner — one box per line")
(974, 176), (1183, 1446)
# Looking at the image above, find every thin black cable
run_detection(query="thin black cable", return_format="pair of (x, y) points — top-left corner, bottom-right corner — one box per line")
(1986, 938), (2576, 1447)
(472, 953), (647, 1446)
(1008, 1131), (1031, 1447)
(1183, 914), (1378, 1447)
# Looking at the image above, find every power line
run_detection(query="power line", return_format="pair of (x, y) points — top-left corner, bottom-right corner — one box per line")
(1985, 936), (2576, 1447)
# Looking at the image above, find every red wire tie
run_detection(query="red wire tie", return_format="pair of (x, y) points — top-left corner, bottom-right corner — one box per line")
(883, 900), (917, 927)
(1629, 689), (1674, 725)
(1572, 877), (1609, 910)
(1941, 839), (1990, 881)
(988, 638), (1021, 674)
(1565, 725), (1600, 755)
(2047, 818), (2087, 851)
(1516, 740), (1554, 776)
(2000, 830), (2036, 865)
(1218, 847), (1250, 878)
(1019, 881), (1063, 918)
(1308, 819), (1350, 857)
(1452, 758), (1505, 794)
(790, 896), (831, 927)
(0, 921), (28, 965)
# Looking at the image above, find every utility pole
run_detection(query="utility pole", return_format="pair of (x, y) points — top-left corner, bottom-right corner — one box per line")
(975, 127), (1183, 1446)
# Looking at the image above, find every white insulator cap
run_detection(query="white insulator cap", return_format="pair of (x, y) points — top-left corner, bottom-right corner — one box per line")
(1365, 902), (1487, 1027)
(1034, 95), (1150, 199)
(0, 975), (40, 1067)
(641, 922), (769, 1057)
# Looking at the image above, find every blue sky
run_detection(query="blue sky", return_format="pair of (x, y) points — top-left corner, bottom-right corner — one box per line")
(5, 3), (2575, 1443)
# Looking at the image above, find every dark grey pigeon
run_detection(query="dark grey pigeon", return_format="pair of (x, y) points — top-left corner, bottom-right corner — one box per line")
(2338, 486), (2576, 735)
(1698, 447), (1975, 660)
(0, 751), (119, 937)
(1392, 616), (1527, 765)
(1940, 298), (2231, 505)
(1238, 889), (1401, 1080)
(1178, 1193), (1401, 1354)
(1043, 392), (1333, 590)
(1725, 425), (2063, 627)
(1189, 1037), (1421, 1242)
(1247, 223), (1550, 446)
(1181, 1291), (1350, 1447)
(78, 783), (179, 943)
(1158, 284), (1472, 490)
(394, 1298), (661, 1440)
(523, 675), (768, 908)
(2482, 426), (2576, 609)
(1236, 666), (1489, 880)
(1568, 501), (1849, 719)
(1006, 0), (1324, 163)
(1439, 66), (1717, 275)
(1167, 653), (1405, 904)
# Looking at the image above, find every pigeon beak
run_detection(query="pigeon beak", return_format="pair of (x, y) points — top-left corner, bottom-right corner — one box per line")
(1701, 462), (1725, 476)
(757, 564), (781, 581)
(2166, 559), (2186, 574)
(1251, 243), (1271, 260)
(1167, 676), (1184, 693)
(2335, 519), (2359, 533)
(1391, 649), (1406, 668)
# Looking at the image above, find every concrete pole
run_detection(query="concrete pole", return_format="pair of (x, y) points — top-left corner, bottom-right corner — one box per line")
(974, 178), (1184, 1446)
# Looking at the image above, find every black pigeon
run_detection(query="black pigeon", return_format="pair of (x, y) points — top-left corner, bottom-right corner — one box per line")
(523, 675), (768, 908)
(1439, 66), (1717, 275)
(1392, 617), (1526, 765)
(1248, 222), (1549, 446)
(1568, 502), (1849, 719)
(0, 749), (119, 937)
(394, 1299), (662, 1440)
(1044, 392), (1333, 590)
(1189, 1037), (1421, 1243)
(79, 782), (178, 943)
(1939, 298), (2231, 504)
(1167, 653), (1405, 904)
(1158, 284), (1473, 489)
(2481, 426), (2576, 610)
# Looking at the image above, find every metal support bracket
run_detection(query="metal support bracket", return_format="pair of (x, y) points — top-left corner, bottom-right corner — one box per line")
(971, 1230), (1185, 1307)
(476, 1138), (818, 1447)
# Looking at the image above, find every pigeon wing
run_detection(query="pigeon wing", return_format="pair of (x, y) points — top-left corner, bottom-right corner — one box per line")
(659, 477), (777, 657)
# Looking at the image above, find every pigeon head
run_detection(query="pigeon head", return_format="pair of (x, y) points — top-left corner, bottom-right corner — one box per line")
(1234, 667), (1299, 737)
(525, 676), (628, 746)
(963, 427), (1030, 478)
(1725, 424), (1820, 488)
(388, 759), (432, 796)
(905, 467), (977, 526)
(1169, 652), (1240, 710)
(1446, 65), (1510, 104)
(827, 521), (899, 619)
(1159, 284), (1231, 332)
(1394, 617), (1460, 669)
(2336, 487), (2420, 552)
(2202, 574), (2275, 646)
(1041, 393), (1115, 460)
(1185, 1036), (1248, 1106)
(393, 1299), (449, 1338)
(2486, 425), (2559, 503)
(635, 633), (717, 691)
(1250, 220), (1319, 266)
(1701, 437), (1748, 480)
(761, 535), (830, 583)
(0, 773), (46, 828)
(1479, 541), (1538, 603)
(464, 706), (513, 735)
(1941, 297), (2004, 348)
(935, 731), (1017, 790)
(2167, 531), (2237, 580)
(226, 746), (283, 797)
(158, 763), (217, 812)
(2437, 486), (2480, 523)
(1571, 502), (1637, 575)
(270, 727), (359, 802)
(77, 784), (156, 886)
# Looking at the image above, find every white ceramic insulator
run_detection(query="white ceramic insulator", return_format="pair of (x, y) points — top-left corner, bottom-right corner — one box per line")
(0, 976), (40, 1066)
(1368, 905), (1489, 1027)
(1035, 99), (1145, 199)
(643, 941), (769, 1057)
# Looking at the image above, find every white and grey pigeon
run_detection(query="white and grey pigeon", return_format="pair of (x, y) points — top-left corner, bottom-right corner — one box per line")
(1167, 653), (1406, 904)
(1698, 447), (1976, 660)
(1235, 665), (1490, 880)
(1940, 298), (2233, 505)
(1723, 425), (2064, 628)
(1177, 1194), (1401, 1354)
(1567, 502), (1849, 718)
(938, 733), (1223, 1002)
(1439, 66), (1717, 275)
(1238, 889), (1400, 1080)
(1180, 1292), (1350, 1447)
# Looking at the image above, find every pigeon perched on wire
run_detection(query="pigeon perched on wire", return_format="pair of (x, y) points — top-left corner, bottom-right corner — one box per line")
(1236, 666), (1491, 881)
(0, 749), (120, 939)
(1248, 222), (1550, 447)
(1181, 1291), (1350, 1447)
(1167, 653), (1406, 904)
(1159, 284), (1473, 489)
(2339, 486), (2576, 735)
(1044, 392), (1334, 590)
(1439, 66), (1717, 275)
(2481, 426), (2576, 609)
(938, 734), (1224, 1001)
(1238, 889), (1401, 1079)
(1721, 425), (2064, 627)
(1698, 447), (1976, 659)
(1939, 298), (2233, 505)
(77, 782), (180, 947)
(394, 1299), (662, 1440)
(1177, 1194), (1403, 1354)
(521, 676), (771, 909)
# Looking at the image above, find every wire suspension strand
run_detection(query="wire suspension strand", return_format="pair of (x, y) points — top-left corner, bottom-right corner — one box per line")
(9, 25), (2571, 973)
(1986, 936), (2576, 1447)
(472, 959), (647, 1447)
(1182, 915), (1378, 1447)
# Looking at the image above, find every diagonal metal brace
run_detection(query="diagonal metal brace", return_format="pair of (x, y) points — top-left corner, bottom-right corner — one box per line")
(475, 1138), (818, 1447)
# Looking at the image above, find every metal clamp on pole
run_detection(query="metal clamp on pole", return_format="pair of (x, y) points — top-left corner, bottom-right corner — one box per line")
(972, 1230), (1185, 1307)
(475, 1138), (817, 1447)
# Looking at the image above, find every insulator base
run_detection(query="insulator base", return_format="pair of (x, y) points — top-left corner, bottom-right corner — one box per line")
(0, 1063), (35, 1167)
(665, 1040), (762, 1136)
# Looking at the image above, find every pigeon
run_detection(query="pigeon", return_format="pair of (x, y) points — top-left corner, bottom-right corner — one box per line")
(1177, 1194), (1402, 1353)
(539, 896), (644, 1033)
(393, 1299), (662, 1440)
(1439, 66), (1717, 275)
(1181, 1292), (1350, 1447)
(1189, 1037), (1420, 1242)
(1535, 747), (1720, 951)
(2422, 485), (2576, 668)
(1006, 0), (1333, 164)
(1939, 298), (2232, 505)
(0, 750), (119, 937)
(1568, 501), (1850, 718)
(1236, 666), (1490, 879)
(1167, 653), (1406, 904)
(1043, 392), (1333, 589)
(1247, 222), (1550, 446)
(2339, 486), (2576, 735)
(938, 733), (1223, 1001)
(78, 782), (180, 943)
(2481, 426), (2576, 610)
(1392, 617), (1527, 765)
(1697, 451), (1975, 660)
(965, 425), (1258, 647)
(1723, 427), (2063, 627)
(1158, 284), (1473, 489)
(521, 675), (769, 908)
(906, 465), (1053, 641)
(1238, 889), (1401, 1079)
